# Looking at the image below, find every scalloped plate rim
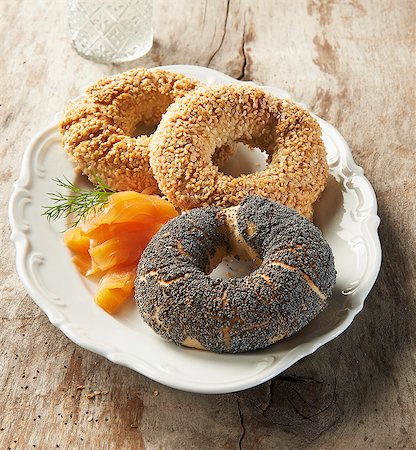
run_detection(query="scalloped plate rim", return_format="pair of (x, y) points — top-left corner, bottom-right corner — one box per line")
(8, 64), (381, 394)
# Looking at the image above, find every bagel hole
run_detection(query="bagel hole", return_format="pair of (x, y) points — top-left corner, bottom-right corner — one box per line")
(132, 122), (158, 137)
(218, 143), (268, 177)
(209, 255), (259, 280)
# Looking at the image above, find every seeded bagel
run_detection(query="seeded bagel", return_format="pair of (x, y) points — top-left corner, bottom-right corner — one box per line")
(149, 84), (328, 219)
(59, 68), (234, 193)
(135, 196), (336, 353)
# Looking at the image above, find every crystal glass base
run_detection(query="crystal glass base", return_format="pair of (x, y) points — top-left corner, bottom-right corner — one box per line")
(68, 0), (153, 64)
(71, 35), (153, 64)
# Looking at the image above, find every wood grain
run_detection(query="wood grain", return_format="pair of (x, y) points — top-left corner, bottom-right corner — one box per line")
(1, 0), (415, 448)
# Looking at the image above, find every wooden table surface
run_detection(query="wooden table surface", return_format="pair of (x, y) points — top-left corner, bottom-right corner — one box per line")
(1, 0), (415, 448)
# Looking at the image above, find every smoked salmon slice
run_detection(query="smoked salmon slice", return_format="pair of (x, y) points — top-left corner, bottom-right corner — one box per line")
(94, 266), (137, 314)
(64, 191), (177, 313)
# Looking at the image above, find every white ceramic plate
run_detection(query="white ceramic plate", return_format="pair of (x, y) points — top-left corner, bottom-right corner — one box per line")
(9, 65), (381, 394)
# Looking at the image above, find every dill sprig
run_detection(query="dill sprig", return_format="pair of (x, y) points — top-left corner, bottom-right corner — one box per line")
(42, 175), (116, 227)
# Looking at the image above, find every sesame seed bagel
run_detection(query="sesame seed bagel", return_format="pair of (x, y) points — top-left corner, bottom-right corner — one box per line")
(59, 68), (234, 193)
(149, 84), (328, 219)
(135, 196), (336, 353)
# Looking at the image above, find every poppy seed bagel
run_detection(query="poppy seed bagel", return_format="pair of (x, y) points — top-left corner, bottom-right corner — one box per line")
(135, 196), (336, 353)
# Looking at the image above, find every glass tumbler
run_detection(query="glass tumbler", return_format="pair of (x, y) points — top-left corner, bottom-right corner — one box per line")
(67, 0), (153, 64)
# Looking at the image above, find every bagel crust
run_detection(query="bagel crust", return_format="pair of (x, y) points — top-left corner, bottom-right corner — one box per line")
(149, 84), (329, 219)
(135, 196), (336, 353)
(59, 69), (233, 193)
